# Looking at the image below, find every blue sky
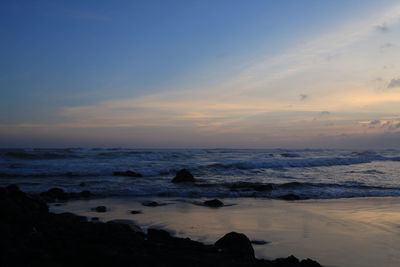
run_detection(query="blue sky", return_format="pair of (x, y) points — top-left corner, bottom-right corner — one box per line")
(1, 0), (400, 148)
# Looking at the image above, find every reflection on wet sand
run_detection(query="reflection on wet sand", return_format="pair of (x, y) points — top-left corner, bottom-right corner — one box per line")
(52, 197), (400, 267)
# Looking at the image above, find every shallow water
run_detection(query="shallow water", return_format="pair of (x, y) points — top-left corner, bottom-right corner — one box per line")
(52, 196), (400, 267)
(1, 148), (400, 199)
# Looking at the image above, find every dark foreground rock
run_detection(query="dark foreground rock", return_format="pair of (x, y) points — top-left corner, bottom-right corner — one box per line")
(0, 185), (323, 267)
(92, 205), (107, 212)
(142, 200), (168, 207)
(39, 187), (91, 202)
(204, 199), (224, 207)
(130, 210), (142, 214)
(215, 232), (255, 259)
(251, 240), (269, 245)
(171, 169), (195, 183)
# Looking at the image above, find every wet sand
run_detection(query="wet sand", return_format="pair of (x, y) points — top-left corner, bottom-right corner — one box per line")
(52, 197), (400, 267)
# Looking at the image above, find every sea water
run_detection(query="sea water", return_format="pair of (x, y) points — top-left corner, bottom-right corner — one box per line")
(1, 148), (399, 199)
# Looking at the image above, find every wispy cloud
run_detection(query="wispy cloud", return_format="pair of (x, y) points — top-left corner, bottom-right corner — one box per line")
(319, 111), (331, 116)
(5, 2), (400, 147)
(376, 23), (389, 32)
(299, 94), (308, 101)
(388, 78), (400, 88)
(360, 118), (400, 131)
(50, 3), (400, 136)
(380, 42), (395, 52)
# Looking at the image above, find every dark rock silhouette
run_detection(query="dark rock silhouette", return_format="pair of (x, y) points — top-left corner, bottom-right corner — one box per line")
(171, 169), (195, 183)
(130, 210), (142, 214)
(204, 199), (224, 207)
(215, 232), (255, 259)
(251, 240), (269, 245)
(142, 201), (167, 207)
(92, 206), (107, 212)
(39, 187), (92, 202)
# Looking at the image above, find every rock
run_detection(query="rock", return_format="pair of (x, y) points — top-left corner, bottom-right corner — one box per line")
(92, 206), (107, 212)
(142, 201), (158, 207)
(300, 258), (324, 267)
(203, 199), (224, 207)
(171, 169), (195, 183)
(1, 184), (48, 223)
(80, 190), (91, 198)
(130, 210), (142, 214)
(142, 201), (167, 207)
(253, 184), (275, 191)
(272, 255), (322, 266)
(113, 170), (142, 177)
(278, 193), (301, 200)
(57, 212), (88, 223)
(107, 219), (143, 233)
(273, 255), (300, 265)
(214, 232), (255, 259)
(47, 188), (66, 199)
(6, 184), (21, 195)
(39, 188), (92, 202)
(251, 240), (269, 245)
(147, 228), (172, 242)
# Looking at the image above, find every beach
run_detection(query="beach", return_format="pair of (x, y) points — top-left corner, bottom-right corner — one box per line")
(1, 148), (400, 266)
(0, 185), (323, 267)
(52, 196), (400, 267)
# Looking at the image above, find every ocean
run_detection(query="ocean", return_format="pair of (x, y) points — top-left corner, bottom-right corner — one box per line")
(1, 148), (399, 199)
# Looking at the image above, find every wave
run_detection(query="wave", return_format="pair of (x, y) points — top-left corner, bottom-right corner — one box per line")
(0, 172), (102, 178)
(205, 154), (393, 170)
(94, 181), (400, 199)
(3, 151), (81, 160)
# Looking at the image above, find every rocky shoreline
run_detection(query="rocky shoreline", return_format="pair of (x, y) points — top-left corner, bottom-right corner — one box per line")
(0, 185), (323, 267)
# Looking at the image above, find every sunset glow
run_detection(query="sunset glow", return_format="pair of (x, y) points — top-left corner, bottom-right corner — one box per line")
(1, 0), (399, 148)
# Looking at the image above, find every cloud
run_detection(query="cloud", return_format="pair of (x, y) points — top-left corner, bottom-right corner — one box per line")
(319, 111), (330, 116)
(388, 78), (400, 88)
(376, 23), (389, 32)
(389, 122), (400, 130)
(5, 2), (400, 148)
(299, 94), (308, 101)
(361, 118), (400, 131)
(380, 42), (395, 52)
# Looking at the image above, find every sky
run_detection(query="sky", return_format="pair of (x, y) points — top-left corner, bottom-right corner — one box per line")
(1, 0), (400, 148)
